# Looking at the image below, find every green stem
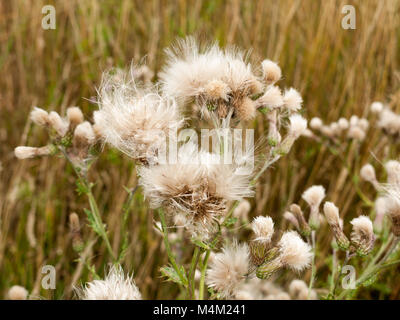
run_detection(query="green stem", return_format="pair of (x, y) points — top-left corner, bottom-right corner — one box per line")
(199, 250), (211, 300)
(158, 209), (186, 285)
(188, 246), (201, 299)
(308, 231), (316, 299)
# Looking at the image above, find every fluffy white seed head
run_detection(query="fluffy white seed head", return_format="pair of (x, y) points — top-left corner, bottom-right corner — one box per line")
(370, 101), (384, 113)
(67, 107), (84, 126)
(8, 285), (28, 300)
(283, 88), (303, 112)
(360, 164), (376, 183)
(302, 185), (326, 208)
(30, 107), (49, 126)
(48, 111), (69, 137)
(257, 86), (284, 109)
(323, 201), (340, 226)
(309, 117), (323, 130)
(358, 119), (369, 131)
(204, 79), (231, 101)
(78, 265), (141, 300)
(206, 242), (250, 298)
(278, 231), (313, 272)
(288, 114), (307, 138)
(94, 68), (184, 163)
(261, 59), (281, 85)
(338, 118), (349, 130)
(14, 146), (51, 159)
(15, 146), (38, 159)
(347, 126), (366, 141)
(385, 160), (400, 185)
(251, 216), (274, 243)
(350, 216), (375, 255)
(288, 279), (308, 299)
(74, 121), (96, 147)
(349, 115), (359, 127)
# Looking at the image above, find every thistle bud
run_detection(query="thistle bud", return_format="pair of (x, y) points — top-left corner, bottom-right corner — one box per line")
(14, 145), (55, 159)
(350, 216), (375, 257)
(256, 257), (282, 280)
(302, 185), (325, 230)
(382, 195), (400, 237)
(323, 202), (350, 250)
(67, 106), (84, 127)
(30, 107), (50, 126)
(261, 59), (281, 85)
(48, 111), (69, 137)
(69, 212), (84, 253)
(289, 204), (311, 237)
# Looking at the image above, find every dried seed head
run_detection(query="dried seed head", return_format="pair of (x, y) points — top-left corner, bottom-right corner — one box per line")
(302, 185), (325, 208)
(235, 96), (256, 121)
(73, 121), (96, 148)
(257, 86), (284, 109)
(350, 215), (375, 256)
(261, 59), (281, 85)
(323, 201), (350, 250)
(278, 231), (313, 272)
(14, 146), (53, 159)
(251, 216), (274, 244)
(48, 111), (69, 137)
(309, 117), (323, 130)
(8, 285), (28, 300)
(283, 88), (303, 112)
(288, 114), (307, 138)
(30, 107), (50, 126)
(385, 160), (400, 185)
(78, 265), (142, 300)
(360, 164), (376, 183)
(338, 118), (349, 130)
(204, 79), (231, 101)
(347, 126), (366, 141)
(382, 195), (400, 236)
(206, 242), (250, 298)
(67, 107), (84, 126)
(370, 101), (383, 113)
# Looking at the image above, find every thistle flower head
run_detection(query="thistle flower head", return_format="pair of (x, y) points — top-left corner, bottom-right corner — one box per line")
(360, 164), (376, 183)
(206, 242), (250, 298)
(8, 285), (28, 300)
(323, 201), (340, 226)
(381, 191), (400, 236)
(350, 215), (375, 256)
(302, 185), (326, 208)
(138, 143), (254, 238)
(94, 68), (184, 164)
(256, 86), (284, 109)
(288, 114), (307, 138)
(261, 59), (281, 85)
(370, 101), (383, 113)
(278, 231), (313, 272)
(78, 265), (141, 300)
(48, 111), (69, 137)
(30, 107), (50, 126)
(67, 106), (84, 127)
(14, 146), (53, 159)
(338, 118), (349, 130)
(283, 88), (303, 112)
(385, 160), (400, 185)
(251, 216), (274, 244)
(309, 117), (323, 130)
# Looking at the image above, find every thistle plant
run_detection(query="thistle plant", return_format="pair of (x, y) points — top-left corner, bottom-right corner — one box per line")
(14, 37), (310, 300)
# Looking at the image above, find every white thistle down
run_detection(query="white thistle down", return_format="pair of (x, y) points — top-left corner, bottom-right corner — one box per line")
(206, 242), (250, 298)
(94, 68), (184, 164)
(78, 265), (141, 300)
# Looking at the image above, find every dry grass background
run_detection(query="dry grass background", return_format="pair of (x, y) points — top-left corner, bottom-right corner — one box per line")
(0, 0), (400, 299)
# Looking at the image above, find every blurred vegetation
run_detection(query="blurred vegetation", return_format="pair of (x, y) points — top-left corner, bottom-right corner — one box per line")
(0, 0), (400, 299)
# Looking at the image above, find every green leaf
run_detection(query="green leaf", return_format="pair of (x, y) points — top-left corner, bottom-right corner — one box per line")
(222, 217), (237, 228)
(160, 266), (188, 287)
